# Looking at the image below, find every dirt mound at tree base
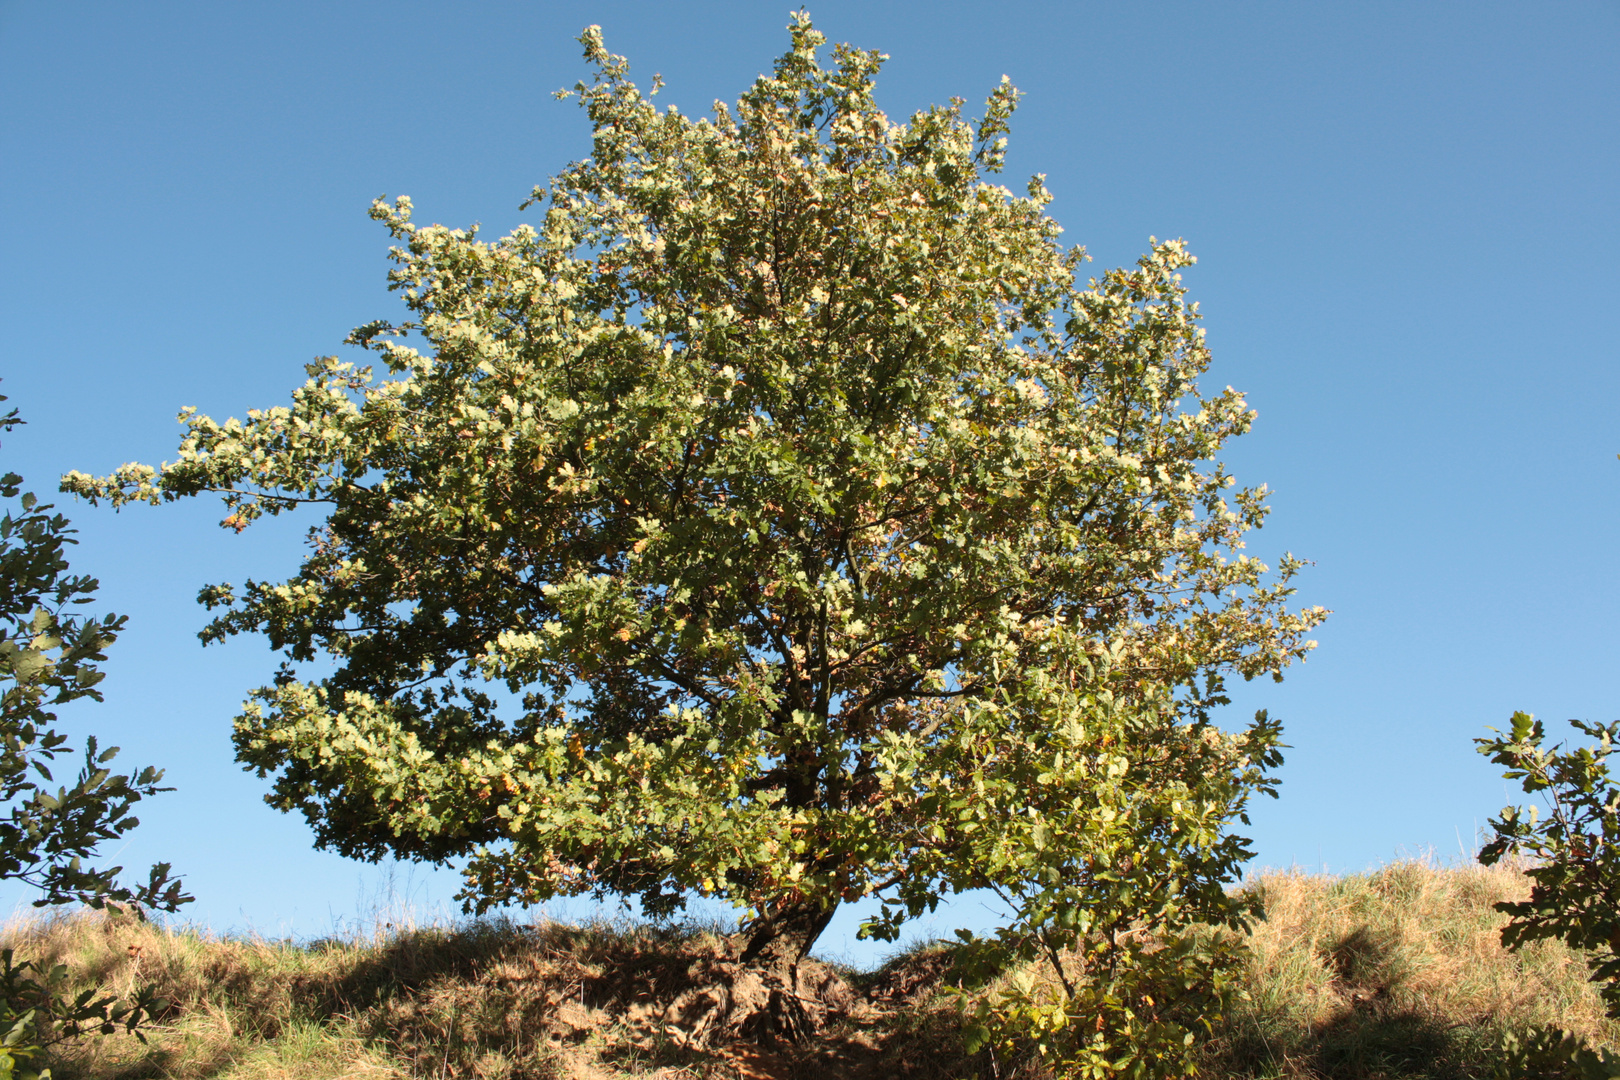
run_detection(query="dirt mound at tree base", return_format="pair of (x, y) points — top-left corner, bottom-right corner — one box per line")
(358, 920), (969, 1080)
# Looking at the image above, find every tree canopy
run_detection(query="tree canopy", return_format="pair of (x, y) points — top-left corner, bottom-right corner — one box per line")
(65, 18), (1323, 1055)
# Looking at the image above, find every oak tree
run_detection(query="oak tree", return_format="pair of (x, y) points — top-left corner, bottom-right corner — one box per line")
(66, 16), (1323, 1059)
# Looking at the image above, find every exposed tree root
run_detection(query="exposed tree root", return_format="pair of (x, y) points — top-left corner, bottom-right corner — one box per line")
(662, 954), (862, 1050)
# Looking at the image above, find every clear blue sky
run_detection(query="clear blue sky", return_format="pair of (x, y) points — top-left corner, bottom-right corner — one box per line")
(1, 1), (1615, 964)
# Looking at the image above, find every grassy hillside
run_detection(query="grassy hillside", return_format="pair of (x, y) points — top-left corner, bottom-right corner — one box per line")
(5, 861), (1614, 1080)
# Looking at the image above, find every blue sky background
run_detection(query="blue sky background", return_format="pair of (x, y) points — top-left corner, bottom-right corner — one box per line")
(1, 1), (1615, 966)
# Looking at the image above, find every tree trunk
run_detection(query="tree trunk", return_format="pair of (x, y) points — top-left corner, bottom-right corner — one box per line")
(737, 898), (838, 967)
(661, 899), (854, 1048)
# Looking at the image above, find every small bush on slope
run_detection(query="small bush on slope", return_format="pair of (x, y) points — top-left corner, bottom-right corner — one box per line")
(6, 861), (1616, 1080)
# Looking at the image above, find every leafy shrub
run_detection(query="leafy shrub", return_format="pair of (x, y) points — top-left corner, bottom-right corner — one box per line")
(0, 393), (189, 1077)
(1479, 711), (1620, 1078)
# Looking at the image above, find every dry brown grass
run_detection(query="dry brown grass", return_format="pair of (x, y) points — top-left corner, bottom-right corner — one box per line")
(3, 861), (1615, 1079)
(1209, 859), (1620, 1078)
(1, 909), (409, 1079)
